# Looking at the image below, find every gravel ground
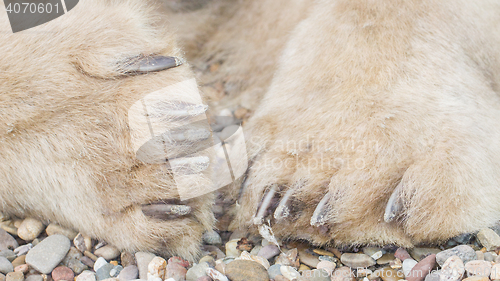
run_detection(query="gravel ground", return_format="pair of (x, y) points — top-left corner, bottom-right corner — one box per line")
(2, 213), (500, 281)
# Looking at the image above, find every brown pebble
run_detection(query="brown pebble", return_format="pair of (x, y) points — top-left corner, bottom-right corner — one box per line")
(465, 260), (492, 277)
(83, 251), (97, 261)
(6, 272), (24, 281)
(395, 248), (411, 261)
(11, 256), (26, 268)
(120, 253), (135, 268)
(110, 261), (118, 266)
(225, 260), (269, 281)
(14, 265), (29, 274)
(376, 267), (404, 281)
(51, 266), (74, 281)
(80, 257), (94, 268)
(0, 273), (5, 281)
(236, 238), (254, 252)
(407, 254), (436, 281)
(331, 267), (356, 281)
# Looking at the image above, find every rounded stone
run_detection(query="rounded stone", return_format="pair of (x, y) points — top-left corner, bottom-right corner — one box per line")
(465, 260), (492, 277)
(117, 266), (138, 281)
(24, 275), (43, 281)
(17, 219), (44, 242)
(257, 245), (280, 260)
(268, 264), (282, 279)
(225, 260), (269, 281)
(93, 258), (108, 272)
(316, 261), (336, 275)
(0, 257), (13, 275)
(477, 229), (500, 251)
(407, 254), (436, 281)
(463, 277), (490, 281)
(147, 257), (166, 280)
(331, 267), (356, 281)
(0, 230), (18, 252)
(490, 263), (500, 280)
(186, 262), (210, 281)
(45, 224), (77, 240)
(225, 239), (241, 258)
(299, 269), (331, 281)
(377, 267), (405, 281)
(436, 245), (477, 267)
(109, 266), (123, 277)
(52, 266), (75, 281)
(76, 271), (97, 281)
(94, 246), (120, 261)
(280, 265), (300, 280)
(96, 263), (114, 281)
(25, 234), (71, 274)
(5, 272), (23, 281)
(134, 252), (155, 280)
(395, 248), (411, 261)
(340, 253), (376, 268)
(410, 248), (440, 261)
(202, 231), (222, 245)
(439, 256), (465, 281)
(120, 253), (135, 268)
(13, 264), (28, 274)
(403, 259), (418, 277)
(298, 249), (320, 268)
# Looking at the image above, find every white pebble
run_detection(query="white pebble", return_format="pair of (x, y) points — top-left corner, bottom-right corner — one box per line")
(94, 257), (108, 272)
(280, 266), (300, 280)
(403, 258), (418, 277)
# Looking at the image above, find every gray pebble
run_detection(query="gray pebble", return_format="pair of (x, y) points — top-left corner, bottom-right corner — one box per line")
(0, 257), (13, 274)
(120, 253), (136, 268)
(475, 251), (485, 260)
(25, 234), (70, 274)
(24, 275), (43, 281)
(76, 271), (97, 281)
(95, 246), (120, 261)
(94, 257), (108, 272)
(477, 228), (500, 251)
(424, 270), (440, 281)
(409, 248), (441, 261)
(0, 251), (15, 262)
(5, 272), (23, 281)
(134, 252), (155, 280)
(484, 252), (496, 262)
(453, 233), (474, 244)
(118, 266), (139, 281)
(186, 262), (209, 281)
(436, 245), (476, 266)
(340, 253), (376, 268)
(0, 230), (17, 252)
(299, 269), (330, 281)
(319, 256), (336, 262)
(202, 231), (222, 245)
(267, 264), (281, 279)
(81, 256), (95, 268)
(67, 258), (88, 275)
(258, 245), (280, 260)
(96, 263), (114, 281)
(13, 244), (31, 256)
(110, 266), (123, 277)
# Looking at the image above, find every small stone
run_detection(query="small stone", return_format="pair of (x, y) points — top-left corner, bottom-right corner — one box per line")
(357, 269), (373, 277)
(465, 260), (492, 277)
(52, 266), (74, 281)
(407, 254), (436, 281)
(25, 234), (71, 274)
(299, 269), (331, 281)
(268, 264), (282, 279)
(117, 266), (138, 281)
(198, 256), (215, 266)
(214, 262), (225, 275)
(484, 252), (495, 262)
(316, 261), (335, 275)
(363, 247), (384, 260)
(236, 238), (254, 252)
(299, 264), (311, 272)
(84, 251), (98, 261)
(378, 253), (395, 265)
(76, 271), (97, 281)
(5, 272), (23, 281)
(439, 256), (465, 281)
(376, 267), (404, 281)
(237, 251), (269, 269)
(424, 271), (440, 281)
(258, 245), (280, 260)
(490, 263), (500, 280)
(477, 252), (485, 261)
(167, 256), (190, 268)
(73, 234), (87, 252)
(206, 268), (228, 281)
(281, 265), (301, 280)
(0, 251), (16, 262)
(0, 257), (13, 274)
(276, 248), (300, 268)
(395, 248), (411, 261)
(477, 229), (500, 252)
(66, 258), (87, 275)
(10, 256), (25, 268)
(403, 259), (418, 277)
(13, 264), (28, 274)
(134, 252), (155, 280)
(225, 240), (241, 258)
(110, 261), (118, 266)
(109, 266), (123, 277)
(0, 230), (17, 252)
(273, 275), (287, 281)
(96, 263), (114, 281)
(14, 245), (31, 257)
(186, 262), (210, 281)
(24, 275), (42, 281)
(45, 224), (77, 240)
(331, 267), (356, 281)
(147, 257), (166, 281)
(17, 219), (44, 242)
(436, 245), (477, 267)
(313, 249), (334, 257)
(463, 277), (490, 281)
(94, 258), (108, 272)
(202, 231), (222, 245)
(390, 258), (403, 269)
(0, 273), (5, 281)
(196, 277), (211, 281)
(410, 248), (441, 262)
(340, 253), (376, 268)
(81, 256), (95, 268)
(94, 246), (120, 261)
(225, 260), (269, 281)
(298, 249), (320, 268)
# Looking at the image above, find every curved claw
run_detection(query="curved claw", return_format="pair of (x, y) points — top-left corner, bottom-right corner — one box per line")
(384, 182), (404, 222)
(253, 185), (278, 225)
(274, 189), (294, 221)
(310, 193), (331, 227)
(168, 156), (210, 174)
(142, 203), (191, 219)
(122, 55), (184, 74)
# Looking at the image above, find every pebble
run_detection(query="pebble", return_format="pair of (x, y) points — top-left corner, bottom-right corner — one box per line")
(363, 247), (384, 260)
(186, 262), (210, 281)
(376, 267), (404, 281)
(45, 224), (77, 240)
(109, 266), (123, 277)
(276, 248), (300, 268)
(281, 265), (301, 280)
(10, 256), (25, 268)
(51, 266), (74, 281)
(237, 251), (269, 269)
(147, 257), (166, 281)
(300, 269), (331, 281)
(13, 264), (28, 274)
(66, 257), (87, 274)
(340, 253), (376, 268)
(134, 252), (155, 280)
(14, 245), (31, 257)
(96, 263), (114, 281)
(17, 219), (44, 242)
(95, 246), (120, 261)
(436, 245), (477, 266)
(465, 260), (492, 277)
(299, 264), (311, 271)
(24, 275), (42, 281)
(196, 277), (211, 281)
(316, 260), (335, 275)
(198, 256), (215, 266)
(424, 271), (440, 281)
(0, 257), (13, 274)
(477, 229), (500, 251)
(224, 240), (241, 258)
(120, 253), (135, 268)
(73, 234), (87, 252)
(403, 259), (418, 277)
(476, 252), (485, 261)
(202, 231), (222, 245)
(5, 272), (23, 281)
(395, 248), (411, 261)
(206, 268), (228, 281)
(0, 230), (18, 252)
(0, 251), (16, 262)
(331, 267), (356, 281)
(117, 266), (138, 281)
(274, 275), (287, 281)
(490, 263), (500, 280)
(298, 249), (320, 268)
(258, 245), (280, 260)
(463, 277), (490, 281)
(313, 249), (334, 257)
(0, 273), (5, 281)
(94, 258), (108, 272)
(377, 253), (395, 265)
(407, 254), (436, 281)
(76, 271), (97, 281)
(225, 260), (269, 281)
(410, 248), (441, 261)
(166, 257), (188, 280)
(484, 252), (495, 262)
(439, 256), (465, 281)
(268, 264), (282, 279)
(25, 234), (70, 274)
(357, 268), (373, 277)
